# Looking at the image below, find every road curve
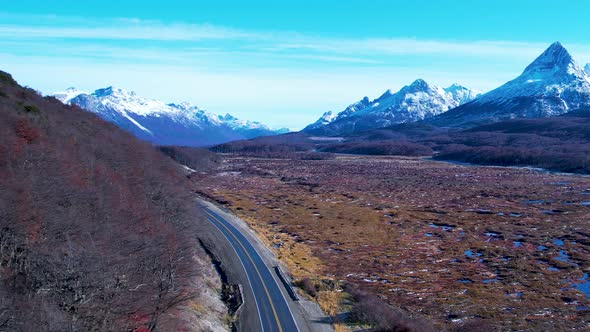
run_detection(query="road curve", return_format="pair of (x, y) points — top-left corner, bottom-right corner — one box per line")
(204, 207), (300, 332)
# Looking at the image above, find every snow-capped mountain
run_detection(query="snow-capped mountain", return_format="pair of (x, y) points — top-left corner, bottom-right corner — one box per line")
(432, 42), (590, 127)
(304, 111), (338, 130)
(585, 63), (590, 76)
(53, 87), (287, 146)
(303, 79), (480, 134)
(53, 87), (87, 104)
(218, 113), (289, 136)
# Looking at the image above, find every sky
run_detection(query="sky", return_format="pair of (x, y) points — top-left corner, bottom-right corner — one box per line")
(2, 0), (590, 130)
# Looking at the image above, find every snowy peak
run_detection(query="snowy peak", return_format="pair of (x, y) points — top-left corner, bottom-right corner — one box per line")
(444, 83), (482, 104)
(95, 86), (119, 97)
(303, 111), (337, 130)
(518, 41), (589, 84)
(219, 113), (274, 131)
(585, 63), (590, 76)
(432, 42), (590, 127)
(167, 101), (203, 113)
(405, 78), (430, 92)
(474, 42), (590, 104)
(53, 87), (85, 103)
(220, 113), (238, 122)
(304, 79), (479, 133)
(319, 111), (336, 123)
(522, 42), (575, 77)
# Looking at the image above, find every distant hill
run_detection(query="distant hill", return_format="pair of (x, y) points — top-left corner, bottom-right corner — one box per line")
(53, 87), (288, 146)
(429, 112), (590, 173)
(0, 71), (223, 331)
(212, 110), (590, 174)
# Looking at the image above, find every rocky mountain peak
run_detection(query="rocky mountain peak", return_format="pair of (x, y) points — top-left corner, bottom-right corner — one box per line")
(521, 41), (579, 78)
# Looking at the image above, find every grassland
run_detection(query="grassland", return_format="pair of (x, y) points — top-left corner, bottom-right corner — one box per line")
(194, 154), (590, 330)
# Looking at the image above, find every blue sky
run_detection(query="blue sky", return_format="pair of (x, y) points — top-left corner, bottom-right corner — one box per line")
(2, 0), (590, 129)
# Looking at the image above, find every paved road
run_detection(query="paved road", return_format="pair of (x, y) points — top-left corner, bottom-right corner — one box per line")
(204, 207), (300, 332)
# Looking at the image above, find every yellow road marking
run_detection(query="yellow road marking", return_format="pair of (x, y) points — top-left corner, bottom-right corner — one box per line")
(205, 210), (284, 332)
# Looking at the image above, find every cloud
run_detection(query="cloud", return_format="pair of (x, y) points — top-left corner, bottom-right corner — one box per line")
(274, 39), (582, 60)
(279, 37), (590, 64)
(0, 23), (262, 41)
(2, 12), (590, 129)
(1, 13), (587, 60)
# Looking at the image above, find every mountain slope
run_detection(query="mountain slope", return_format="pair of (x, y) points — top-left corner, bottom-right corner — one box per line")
(0, 71), (227, 331)
(431, 42), (590, 127)
(53, 87), (286, 146)
(304, 79), (480, 134)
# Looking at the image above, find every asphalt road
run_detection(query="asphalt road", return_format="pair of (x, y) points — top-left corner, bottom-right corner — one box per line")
(204, 207), (300, 332)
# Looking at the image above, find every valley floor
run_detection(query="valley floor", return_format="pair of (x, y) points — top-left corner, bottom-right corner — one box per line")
(193, 154), (590, 331)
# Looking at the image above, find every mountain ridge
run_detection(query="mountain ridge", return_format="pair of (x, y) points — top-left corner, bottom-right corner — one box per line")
(53, 86), (288, 146)
(303, 79), (480, 134)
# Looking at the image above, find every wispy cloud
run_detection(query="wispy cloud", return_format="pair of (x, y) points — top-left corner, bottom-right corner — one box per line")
(1, 13), (585, 60)
(0, 23), (262, 41)
(2, 12), (590, 129)
(274, 39), (552, 58)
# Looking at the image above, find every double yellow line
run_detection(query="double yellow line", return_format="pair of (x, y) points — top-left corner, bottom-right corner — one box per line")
(205, 210), (284, 332)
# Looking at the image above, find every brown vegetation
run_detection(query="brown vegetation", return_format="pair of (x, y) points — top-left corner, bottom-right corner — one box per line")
(346, 284), (434, 332)
(195, 153), (590, 331)
(320, 140), (432, 156)
(0, 71), (220, 331)
(430, 115), (590, 173)
(212, 114), (590, 174)
(158, 145), (221, 172)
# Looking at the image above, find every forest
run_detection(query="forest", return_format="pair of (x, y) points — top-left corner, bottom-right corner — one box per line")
(0, 71), (217, 331)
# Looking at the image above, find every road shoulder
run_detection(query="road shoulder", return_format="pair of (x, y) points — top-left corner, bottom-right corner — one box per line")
(198, 198), (334, 332)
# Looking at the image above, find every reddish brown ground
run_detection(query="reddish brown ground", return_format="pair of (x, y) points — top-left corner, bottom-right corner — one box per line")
(194, 154), (590, 330)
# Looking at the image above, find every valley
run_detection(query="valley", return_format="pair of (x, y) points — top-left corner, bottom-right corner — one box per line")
(194, 154), (590, 330)
(3, 4), (590, 330)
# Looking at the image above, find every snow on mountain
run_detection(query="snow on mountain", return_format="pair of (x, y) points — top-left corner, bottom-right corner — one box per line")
(52, 86), (286, 146)
(303, 111), (338, 130)
(53, 87), (86, 104)
(219, 113), (266, 131)
(585, 63), (590, 76)
(304, 79), (480, 134)
(444, 83), (482, 104)
(432, 42), (590, 127)
(218, 113), (289, 136)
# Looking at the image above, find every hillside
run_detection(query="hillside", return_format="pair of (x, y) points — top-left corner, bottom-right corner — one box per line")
(211, 111), (590, 174)
(0, 71), (227, 331)
(430, 112), (590, 173)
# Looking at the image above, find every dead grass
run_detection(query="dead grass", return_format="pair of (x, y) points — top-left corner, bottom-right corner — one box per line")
(195, 155), (590, 331)
(316, 290), (346, 317)
(333, 322), (350, 332)
(209, 189), (349, 318)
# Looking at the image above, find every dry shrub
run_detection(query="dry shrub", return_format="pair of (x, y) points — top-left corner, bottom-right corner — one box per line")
(296, 277), (318, 297)
(346, 284), (434, 332)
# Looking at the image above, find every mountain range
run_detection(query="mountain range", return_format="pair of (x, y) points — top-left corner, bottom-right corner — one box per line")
(304, 80), (480, 134)
(305, 42), (590, 134)
(53, 87), (288, 146)
(55, 42), (590, 144)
